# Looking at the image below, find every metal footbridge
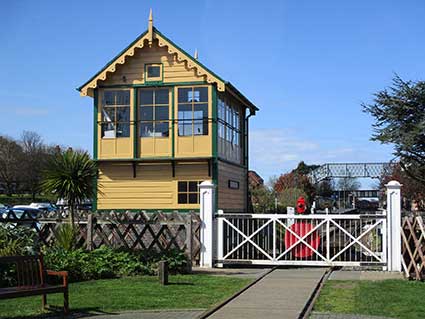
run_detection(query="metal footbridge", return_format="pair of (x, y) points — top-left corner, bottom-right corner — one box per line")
(309, 162), (394, 184)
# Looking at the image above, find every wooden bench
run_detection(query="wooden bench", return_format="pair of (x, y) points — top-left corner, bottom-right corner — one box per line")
(0, 255), (69, 314)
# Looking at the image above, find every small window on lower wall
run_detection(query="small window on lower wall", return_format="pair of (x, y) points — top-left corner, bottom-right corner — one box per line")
(228, 180), (240, 189)
(177, 181), (200, 204)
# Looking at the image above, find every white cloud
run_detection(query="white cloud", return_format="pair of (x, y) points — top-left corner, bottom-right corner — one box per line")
(249, 129), (320, 176)
(248, 128), (392, 180)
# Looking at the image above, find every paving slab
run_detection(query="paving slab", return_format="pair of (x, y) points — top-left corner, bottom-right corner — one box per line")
(192, 267), (270, 279)
(70, 309), (204, 319)
(329, 270), (404, 281)
(207, 267), (328, 319)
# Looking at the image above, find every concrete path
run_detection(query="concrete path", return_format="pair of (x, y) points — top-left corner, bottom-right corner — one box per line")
(208, 267), (328, 319)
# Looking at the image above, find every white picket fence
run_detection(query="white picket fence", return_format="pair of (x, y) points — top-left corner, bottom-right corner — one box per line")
(198, 180), (402, 271)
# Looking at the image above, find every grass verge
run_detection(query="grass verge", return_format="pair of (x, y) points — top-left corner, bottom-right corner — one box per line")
(314, 279), (425, 319)
(0, 274), (251, 318)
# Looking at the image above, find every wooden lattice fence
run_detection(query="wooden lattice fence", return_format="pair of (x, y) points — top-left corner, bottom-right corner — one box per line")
(401, 213), (425, 280)
(1, 210), (201, 264)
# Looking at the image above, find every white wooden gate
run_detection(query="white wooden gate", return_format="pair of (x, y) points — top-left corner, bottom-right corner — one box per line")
(198, 180), (402, 271)
(216, 212), (387, 267)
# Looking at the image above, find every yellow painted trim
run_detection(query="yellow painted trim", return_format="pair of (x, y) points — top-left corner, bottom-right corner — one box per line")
(79, 30), (226, 97)
(155, 33), (225, 91)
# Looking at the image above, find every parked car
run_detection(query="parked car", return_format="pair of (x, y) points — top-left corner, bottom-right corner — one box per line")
(29, 202), (58, 212)
(56, 199), (92, 211)
(2, 207), (42, 220)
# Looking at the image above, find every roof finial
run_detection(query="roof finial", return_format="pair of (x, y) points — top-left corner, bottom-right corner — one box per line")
(148, 9), (153, 46)
(194, 49), (198, 60)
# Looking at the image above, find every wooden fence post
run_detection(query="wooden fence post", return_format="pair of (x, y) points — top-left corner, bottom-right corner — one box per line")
(86, 214), (94, 251)
(158, 261), (169, 285)
(386, 180), (402, 272)
(185, 215), (193, 273)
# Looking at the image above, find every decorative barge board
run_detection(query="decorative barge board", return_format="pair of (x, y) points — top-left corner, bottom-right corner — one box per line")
(78, 10), (258, 212)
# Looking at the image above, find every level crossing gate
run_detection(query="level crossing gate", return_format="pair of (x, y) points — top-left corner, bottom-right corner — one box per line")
(215, 212), (386, 267)
(198, 181), (402, 271)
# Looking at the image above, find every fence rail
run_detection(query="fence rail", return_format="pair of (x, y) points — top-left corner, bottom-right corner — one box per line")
(1, 210), (201, 264)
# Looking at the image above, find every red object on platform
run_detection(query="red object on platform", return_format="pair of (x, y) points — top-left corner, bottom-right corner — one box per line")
(296, 197), (307, 214)
(284, 222), (321, 258)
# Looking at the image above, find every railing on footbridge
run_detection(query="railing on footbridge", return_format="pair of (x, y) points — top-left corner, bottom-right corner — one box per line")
(308, 162), (395, 184)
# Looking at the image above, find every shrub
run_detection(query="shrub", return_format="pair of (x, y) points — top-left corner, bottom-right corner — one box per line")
(43, 247), (188, 282)
(278, 187), (308, 210)
(0, 224), (39, 256)
(0, 224), (39, 287)
(140, 249), (188, 274)
(55, 223), (77, 251)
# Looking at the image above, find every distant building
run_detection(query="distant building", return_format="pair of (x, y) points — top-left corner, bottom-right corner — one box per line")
(248, 170), (264, 188)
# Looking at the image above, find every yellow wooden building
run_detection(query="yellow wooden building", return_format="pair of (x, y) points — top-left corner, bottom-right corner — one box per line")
(78, 11), (258, 212)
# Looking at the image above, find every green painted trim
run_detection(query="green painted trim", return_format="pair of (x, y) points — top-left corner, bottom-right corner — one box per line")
(98, 81), (206, 89)
(225, 82), (259, 112)
(96, 208), (199, 213)
(153, 27), (226, 84)
(211, 86), (219, 208)
(171, 87), (175, 158)
(144, 62), (164, 84)
(212, 85), (218, 159)
(78, 30), (149, 91)
(93, 90), (98, 160)
(95, 156), (212, 162)
(133, 88), (138, 159)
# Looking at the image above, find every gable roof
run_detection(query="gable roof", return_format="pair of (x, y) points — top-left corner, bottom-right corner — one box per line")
(78, 26), (258, 112)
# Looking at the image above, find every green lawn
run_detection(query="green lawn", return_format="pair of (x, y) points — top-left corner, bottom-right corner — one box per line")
(314, 279), (425, 319)
(0, 274), (251, 318)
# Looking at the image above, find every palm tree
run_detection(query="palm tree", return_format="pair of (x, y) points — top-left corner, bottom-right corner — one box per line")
(42, 149), (97, 225)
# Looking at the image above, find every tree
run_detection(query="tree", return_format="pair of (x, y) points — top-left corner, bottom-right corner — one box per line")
(249, 184), (276, 213)
(363, 75), (425, 184)
(381, 163), (425, 210)
(0, 136), (24, 196)
(336, 176), (360, 192)
(277, 188), (308, 210)
(315, 179), (334, 198)
(291, 161), (320, 176)
(41, 149), (97, 224)
(21, 131), (47, 200)
(335, 176), (360, 209)
(274, 171), (315, 204)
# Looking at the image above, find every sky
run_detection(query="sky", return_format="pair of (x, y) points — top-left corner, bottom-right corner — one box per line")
(1, 0), (424, 182)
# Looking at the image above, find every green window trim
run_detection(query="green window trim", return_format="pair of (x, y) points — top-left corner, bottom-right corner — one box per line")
(144, 63), (164, 84)
(100, 89), (131, 139)
(177, 86), (210, 137)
